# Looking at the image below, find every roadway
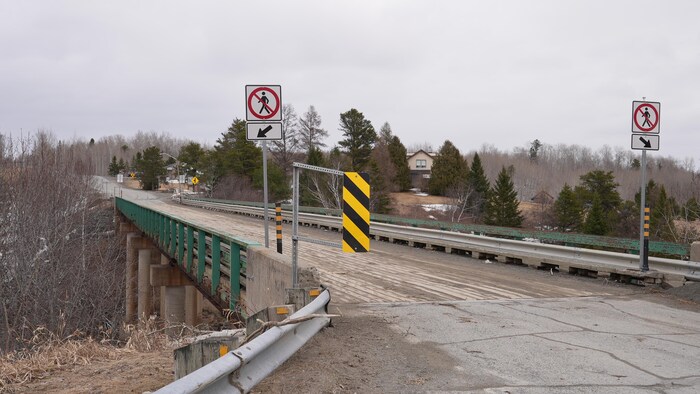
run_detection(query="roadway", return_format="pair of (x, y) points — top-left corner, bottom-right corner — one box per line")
(102, 177), (700, 392)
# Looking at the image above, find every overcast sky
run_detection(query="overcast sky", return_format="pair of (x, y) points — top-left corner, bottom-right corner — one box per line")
(2, 1), (699, 163)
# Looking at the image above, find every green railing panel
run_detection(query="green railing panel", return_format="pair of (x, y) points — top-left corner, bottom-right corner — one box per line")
(178, 223), (185, 268)
(197, 230), (206, 285)
(169, 219), (177, 257)
(230, 242), (241, 311)
(115, 197), (260, 312)
(187, 227), (194, 273)
(211, 235), (221, 299)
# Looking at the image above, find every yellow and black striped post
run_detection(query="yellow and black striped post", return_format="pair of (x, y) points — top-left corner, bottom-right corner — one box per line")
(342, 172), (370, 253)
(642, 206), (650, 271)
(275, 202), (283, 254)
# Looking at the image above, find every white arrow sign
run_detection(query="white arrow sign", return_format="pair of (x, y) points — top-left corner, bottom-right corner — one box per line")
(631, 134), (659, 151)
(246, 122), (283, 141)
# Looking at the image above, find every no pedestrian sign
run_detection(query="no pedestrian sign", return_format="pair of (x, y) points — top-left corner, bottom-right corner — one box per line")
(632, 101), (660, 134)
(246, 85), (282, 121)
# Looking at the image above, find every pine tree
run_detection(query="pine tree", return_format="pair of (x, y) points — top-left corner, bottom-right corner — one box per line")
(138, 146), (166, 190)
(338, 109), (377, 171)
(583, 193), (607, 235)
(368, 158), (391, 213)
(468, 152), (490, 219)
(108, 156), (119, 176)
(684, 197), (700, 221)
(388, 135), (412, 191)
(300, 146), (326, 206)
(428, 140), (468, 196)
(554, 183), (582, 231)
(484, 166), (523, 227)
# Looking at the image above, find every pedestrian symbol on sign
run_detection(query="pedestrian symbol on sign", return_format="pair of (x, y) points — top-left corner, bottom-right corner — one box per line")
(632, 101), (660, 134)
(258, 92), (270, 114)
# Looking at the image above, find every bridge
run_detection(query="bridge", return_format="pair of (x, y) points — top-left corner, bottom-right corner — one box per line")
(104, 177), (700, 392)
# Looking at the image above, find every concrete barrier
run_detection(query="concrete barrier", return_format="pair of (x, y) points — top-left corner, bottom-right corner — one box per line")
(245, 246), (320, 314)
(691, 242), (700, 262)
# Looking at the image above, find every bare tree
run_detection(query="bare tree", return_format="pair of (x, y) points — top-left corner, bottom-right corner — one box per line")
(298, 106), (328, 152)
(270, 104), (301, 176)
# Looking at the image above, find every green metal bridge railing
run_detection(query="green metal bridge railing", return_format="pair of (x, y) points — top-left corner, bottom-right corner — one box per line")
(184, 195), (689, 259)
(115, 197), (260, 312)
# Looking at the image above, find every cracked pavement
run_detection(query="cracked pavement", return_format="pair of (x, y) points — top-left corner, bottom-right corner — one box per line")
(368, 296), (700, 393)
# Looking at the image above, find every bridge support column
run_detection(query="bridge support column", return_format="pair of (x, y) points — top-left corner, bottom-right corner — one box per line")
(151, 263), (201, 328)
(138, 249), (154, 322)
(126, 233), (152, 323)
(163, 287), (186, 326)
(185, 286), (201, 326)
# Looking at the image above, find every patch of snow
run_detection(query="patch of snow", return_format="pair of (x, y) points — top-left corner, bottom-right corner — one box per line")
(428, 215), (437, 220)
(523, 238), (541, 243)
(414, 192), (429, 197)
(422, 204), (453, 212)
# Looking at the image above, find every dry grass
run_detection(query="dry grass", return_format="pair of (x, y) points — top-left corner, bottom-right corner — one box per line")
(0, 317), (180, 391)
(0, 328), (124, 390)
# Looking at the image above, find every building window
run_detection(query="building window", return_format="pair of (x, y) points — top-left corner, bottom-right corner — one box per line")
(416, 159), (427, 169)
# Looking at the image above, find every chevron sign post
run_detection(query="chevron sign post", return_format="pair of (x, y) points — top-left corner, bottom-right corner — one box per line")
(342, 172), (370, 253)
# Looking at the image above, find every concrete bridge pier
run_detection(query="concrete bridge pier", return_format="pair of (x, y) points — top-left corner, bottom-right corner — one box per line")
(151, 261), (202, 328)
(125, 233), (154, 323)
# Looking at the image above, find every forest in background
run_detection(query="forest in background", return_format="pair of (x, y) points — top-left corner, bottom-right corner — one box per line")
(1, 111), (700, 356)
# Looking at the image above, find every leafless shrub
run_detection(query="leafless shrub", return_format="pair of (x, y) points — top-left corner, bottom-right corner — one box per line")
(0, 132), (125, 355)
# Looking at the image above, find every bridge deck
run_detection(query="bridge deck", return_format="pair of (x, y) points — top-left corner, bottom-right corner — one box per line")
(138, 199), (629, 304)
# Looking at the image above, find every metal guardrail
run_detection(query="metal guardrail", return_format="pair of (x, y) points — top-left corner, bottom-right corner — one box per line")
(154, 288), (332, 394)
(115, 197), (260, 312)
(182, 196), (690, 258)
(182, 197), (700, 281)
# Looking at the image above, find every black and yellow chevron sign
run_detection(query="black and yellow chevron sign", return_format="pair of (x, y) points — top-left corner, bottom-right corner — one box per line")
(342, 172), (370, 253)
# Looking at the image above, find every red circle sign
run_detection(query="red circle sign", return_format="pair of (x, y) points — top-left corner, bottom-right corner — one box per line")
(247, 87), (280, 120)
(633, 103), (659, 132)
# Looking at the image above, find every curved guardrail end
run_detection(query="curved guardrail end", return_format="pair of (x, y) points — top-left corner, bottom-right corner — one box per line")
(154, 289), (332, 394)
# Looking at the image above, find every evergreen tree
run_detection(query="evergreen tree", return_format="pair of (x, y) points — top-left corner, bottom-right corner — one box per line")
(651, 186), (677, 241)
(467, 153), (490, 219)
(338, 108), (376, 171)
(117, 158), (127, 173)
(137, 146), (166, 190)
(553, 183), (582, 231)
(684, 197), (700, 221)
(300, 146), (326, 206)
(583, 193), (608, 235)
(428, 140), (468, 196)
(388, 135), (412, 191)
(368, 158), (391, 213)
(178, 142), (205, 177)
(484, 166), (523, 227)
(108, 156), (119, 176)
(253, 161), (291, 202)
(211, 119), (262, 184)
(574, 170), (621, 232)
(529, 139), (542, 162)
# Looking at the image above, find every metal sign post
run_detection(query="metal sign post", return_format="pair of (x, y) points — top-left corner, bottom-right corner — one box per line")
(245, 84), (283, 249)
(632, 98), (660, 272)
(262, 141), (269, 248)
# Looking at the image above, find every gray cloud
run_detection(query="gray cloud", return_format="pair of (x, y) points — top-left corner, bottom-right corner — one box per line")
(1, 0), (698, 163)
